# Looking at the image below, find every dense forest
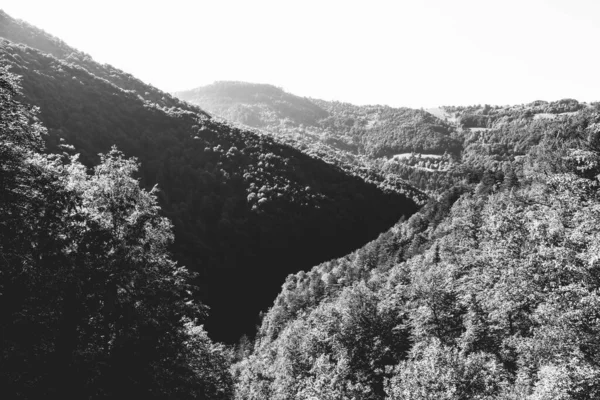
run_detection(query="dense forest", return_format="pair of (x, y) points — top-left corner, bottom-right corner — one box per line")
(3, 8), (600, 400)
(0, 65), (233, 399)
(177, 82), (598, 197)
(232, 101), (600, 400)
(0, 10), (417, 343)
(176, 82), (460, 158)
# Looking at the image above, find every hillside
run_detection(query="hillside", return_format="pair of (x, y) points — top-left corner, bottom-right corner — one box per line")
(0, 10), (204, 115)
(177, 81), (600, 400)
(234, 100), (600, 400)
(175, 82), (460, 200)
(176, 81), (460, 158)
(5, 6), (600, 400)
(0, 11), (418, 343)
(177, 82), (600, 198)
(1, 61), (237, 399)
(177, 81), (329, 128)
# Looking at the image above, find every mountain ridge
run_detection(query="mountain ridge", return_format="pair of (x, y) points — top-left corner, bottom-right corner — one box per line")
(0, 9), (209, 117)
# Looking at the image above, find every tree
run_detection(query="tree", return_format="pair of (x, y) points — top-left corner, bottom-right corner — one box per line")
(0, 67), (233, 399)
(1, 66), (78, 397)
(386, 339), (505, 400)
(63, 147), (208, 397)
(502, 166), (519, 191)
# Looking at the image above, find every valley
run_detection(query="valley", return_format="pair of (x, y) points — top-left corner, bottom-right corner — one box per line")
(0, 10), (419, 343)
(2, 6), (600, 400)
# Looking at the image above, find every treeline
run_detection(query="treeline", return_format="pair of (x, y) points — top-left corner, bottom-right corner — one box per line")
(447, 98), (588, 127)
(454, 104), (600, 178)
(0, 67), (233, 399)
(0, 10), (204, 115)
(233, 105), (600, 399)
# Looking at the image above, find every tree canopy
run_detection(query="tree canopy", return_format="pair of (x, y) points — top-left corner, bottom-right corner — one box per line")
(0, 67), (233, 399)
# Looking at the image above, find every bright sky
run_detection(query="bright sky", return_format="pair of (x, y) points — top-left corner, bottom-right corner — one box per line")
(2, 0), (600, 108)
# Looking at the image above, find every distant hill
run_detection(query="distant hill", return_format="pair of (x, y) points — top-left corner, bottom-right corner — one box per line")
(439, 100), (597, 169)
(177, 81), (329, 128)
(177, 81), (430, 203)
(176, 82), (600, 197)
(0, 10), (418, 343)
(176, 81), (460, 158)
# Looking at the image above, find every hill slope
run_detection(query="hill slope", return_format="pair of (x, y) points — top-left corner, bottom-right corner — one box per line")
(0, 10), (204, 115)
(234, 100), (600, 400)
(0, 11), (418, 342)
(176, 81), (460, 158)
(177, 83), (600, 198)
(175, 82), (466, 198)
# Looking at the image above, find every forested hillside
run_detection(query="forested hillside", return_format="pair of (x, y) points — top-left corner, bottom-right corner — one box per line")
(177, 82), (599, 198)
(0, 66), (234, 399)
(175, 82), (451, 202)
(0, 11), (418, 343)
(0, 10), (204, 115)
(177, 80), (600, 400)
(234, 100), (600, 400)
(3, 7), (600, 400)
(177, 82), (459, 158)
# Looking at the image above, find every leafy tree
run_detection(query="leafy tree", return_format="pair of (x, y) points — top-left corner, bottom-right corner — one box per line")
(0, 67), (233, 399)
(235, 108), (600, 399)
(386, 340), (505, 400)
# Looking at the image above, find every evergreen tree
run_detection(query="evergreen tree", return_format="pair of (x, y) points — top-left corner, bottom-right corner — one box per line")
(502, 166), (519, 191)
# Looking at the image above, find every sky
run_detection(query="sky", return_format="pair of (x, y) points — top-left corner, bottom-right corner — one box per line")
(2, 0), (600, 108)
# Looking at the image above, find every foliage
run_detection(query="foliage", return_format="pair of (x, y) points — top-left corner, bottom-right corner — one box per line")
(177, 83), (596, 200)
(0, 18), (418, 342)
(0, 10), (205, 115)
(0, 67), (233, 398)
(234, 108), (600, 399)
(177, 82), (460, 159)
(176, 82), (459, 199)
(386, 340), (505, 400)
(5, 9), (600, 399)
